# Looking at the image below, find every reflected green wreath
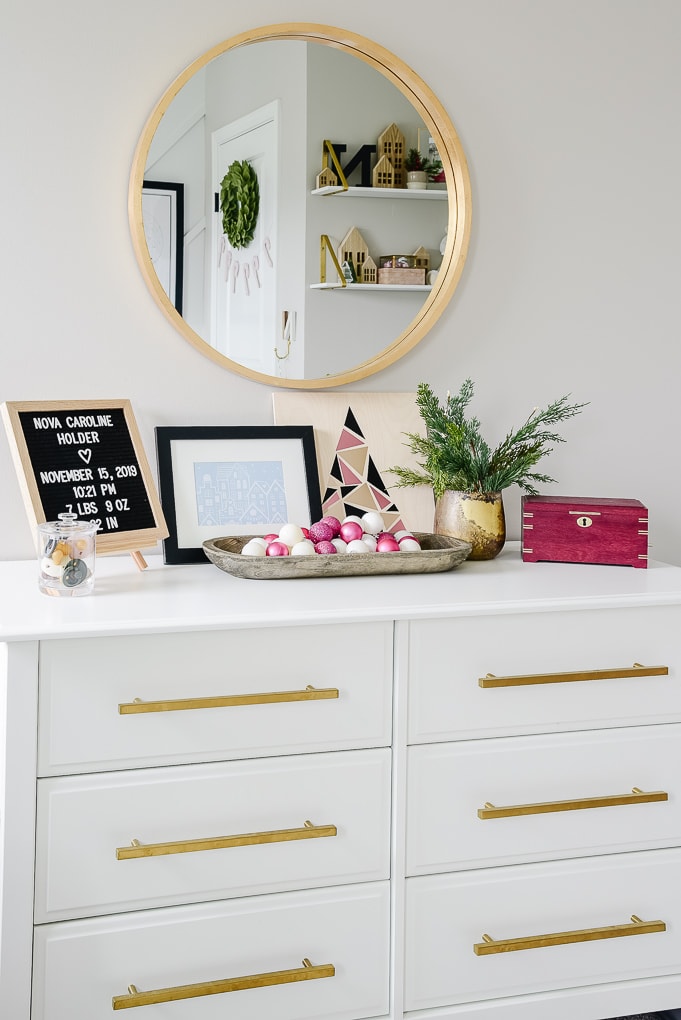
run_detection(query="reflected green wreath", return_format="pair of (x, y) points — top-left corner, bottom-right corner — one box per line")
(219, 160), (260, 249)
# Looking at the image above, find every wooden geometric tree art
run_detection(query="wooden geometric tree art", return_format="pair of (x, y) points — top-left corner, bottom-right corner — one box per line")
(321, 406), (408, 533)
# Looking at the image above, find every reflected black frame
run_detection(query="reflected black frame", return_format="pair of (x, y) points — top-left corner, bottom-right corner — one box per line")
(142, 180), (184, 314)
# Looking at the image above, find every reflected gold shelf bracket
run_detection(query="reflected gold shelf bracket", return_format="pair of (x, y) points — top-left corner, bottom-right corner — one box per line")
(473, 915), (666, 955)
(479, 663), (668, 688)
(322, 140), (348, 190)
(118, 684), (339, 714)
(116, 820), (337, 860)
(478, 787), (669, 819)
(319, 234), (347, 287)
(112, 957), (335, 1009)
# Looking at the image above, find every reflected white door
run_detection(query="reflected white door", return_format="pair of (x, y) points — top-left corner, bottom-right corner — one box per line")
(211, 102), (279, 375)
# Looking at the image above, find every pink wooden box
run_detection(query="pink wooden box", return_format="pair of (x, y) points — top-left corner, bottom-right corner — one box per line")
(521, 495), (649, 568)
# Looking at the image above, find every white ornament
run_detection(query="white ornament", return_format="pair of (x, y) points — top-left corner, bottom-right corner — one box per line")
(291, 540), (316, 556)
(241, 540), (266, 557)
(278, 523), (305, 548)
(347, 539), (370, 554)
(361, 511), (384, 535)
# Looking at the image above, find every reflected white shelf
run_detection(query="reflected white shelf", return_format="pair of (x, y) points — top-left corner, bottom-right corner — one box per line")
(311, 185), (447, 200)
(310, 282), (432, 292)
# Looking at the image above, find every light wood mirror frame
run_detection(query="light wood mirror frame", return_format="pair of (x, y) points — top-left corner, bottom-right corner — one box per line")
(129, 23), (472, 389)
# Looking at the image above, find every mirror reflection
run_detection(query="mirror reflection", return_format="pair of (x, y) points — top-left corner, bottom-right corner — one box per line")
(130, 26), (470, 387)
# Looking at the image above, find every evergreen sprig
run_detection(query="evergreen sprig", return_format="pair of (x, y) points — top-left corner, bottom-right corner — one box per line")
(389, 380), (587, 499)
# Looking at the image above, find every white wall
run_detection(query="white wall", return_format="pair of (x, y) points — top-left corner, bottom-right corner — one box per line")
(1, 0), (680, 564)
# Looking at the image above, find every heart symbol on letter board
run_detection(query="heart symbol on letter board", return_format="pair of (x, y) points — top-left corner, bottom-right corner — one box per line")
(78, 449), (92, 464)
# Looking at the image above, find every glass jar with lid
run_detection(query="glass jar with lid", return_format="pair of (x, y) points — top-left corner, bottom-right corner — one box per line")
(37, 513), (96, 596)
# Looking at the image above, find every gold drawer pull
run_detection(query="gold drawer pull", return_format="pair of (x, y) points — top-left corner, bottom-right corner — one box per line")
(112, 957), (335, 1009)
(478, 787), (668, 819)
(116, 819), (337, 859)
(479, 663), (668, 688)
(118, 684), (339, 714)
(473, 914), (665, 955)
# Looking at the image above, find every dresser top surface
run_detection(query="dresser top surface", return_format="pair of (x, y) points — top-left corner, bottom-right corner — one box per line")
(1, 543), (680, 642)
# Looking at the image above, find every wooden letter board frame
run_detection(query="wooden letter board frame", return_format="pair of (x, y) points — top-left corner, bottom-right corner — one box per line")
(1, 399), (168, 555)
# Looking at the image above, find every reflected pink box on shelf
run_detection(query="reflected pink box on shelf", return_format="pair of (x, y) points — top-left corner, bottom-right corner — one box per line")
(521, 495), (649, 568)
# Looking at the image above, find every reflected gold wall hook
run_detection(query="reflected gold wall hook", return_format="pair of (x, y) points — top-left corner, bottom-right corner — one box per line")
(274, 311), (296, 359)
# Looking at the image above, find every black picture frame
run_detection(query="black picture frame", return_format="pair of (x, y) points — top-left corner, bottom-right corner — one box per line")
(155, 425), (322, 564)
(142, 180), (184, 314)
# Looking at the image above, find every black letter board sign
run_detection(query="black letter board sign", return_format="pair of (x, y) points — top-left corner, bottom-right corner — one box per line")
(2, 399), (168, 554)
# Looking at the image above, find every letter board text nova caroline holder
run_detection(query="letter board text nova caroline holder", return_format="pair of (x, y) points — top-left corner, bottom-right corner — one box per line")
(1, 399), (168, 555)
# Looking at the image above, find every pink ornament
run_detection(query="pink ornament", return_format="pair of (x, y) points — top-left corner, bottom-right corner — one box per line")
(263, 533), (278, 542)
(376, 536), (400, 553)
(266, 541), (290, 557)
(339, 521), (363, 543)
(320, 515), (341, 537)
(301, 527), (310, 539)
(309, 520), (334, 543)
(314, 540), (337, 555)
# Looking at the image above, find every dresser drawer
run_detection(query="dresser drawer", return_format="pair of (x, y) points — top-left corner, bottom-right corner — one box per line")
(407, 724), (681, 874)
(32, 882), (390, 1020)
(404, 848), (681, 1011)
(35, 748), (391, 922)
(408, 605), (681, 742)
(38, 623), (392, 775)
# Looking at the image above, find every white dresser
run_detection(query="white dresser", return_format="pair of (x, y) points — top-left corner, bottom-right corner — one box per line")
(2, 544), (681, 1020)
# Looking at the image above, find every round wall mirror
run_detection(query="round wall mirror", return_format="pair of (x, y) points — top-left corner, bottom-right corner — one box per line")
(129, 23), (471, 389)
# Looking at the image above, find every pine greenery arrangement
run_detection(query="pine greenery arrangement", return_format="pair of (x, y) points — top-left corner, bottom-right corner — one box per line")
(390, 380), (586, 500)
(404, 147), (443, 179)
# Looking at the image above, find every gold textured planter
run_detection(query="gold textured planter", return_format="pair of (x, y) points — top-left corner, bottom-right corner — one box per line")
(434, 490), (506, 561)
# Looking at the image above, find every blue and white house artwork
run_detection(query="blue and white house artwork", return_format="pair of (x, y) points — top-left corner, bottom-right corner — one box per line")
(156, 425), (321, 562)
(194, 460), (288, 527)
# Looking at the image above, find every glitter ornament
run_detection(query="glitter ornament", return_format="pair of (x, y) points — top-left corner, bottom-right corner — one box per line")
(314, 540), (337, 555)
(319, 515), (341, 537)
(309, 521), (334, 544)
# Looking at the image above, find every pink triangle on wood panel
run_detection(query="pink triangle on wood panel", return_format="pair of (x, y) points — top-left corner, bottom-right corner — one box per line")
(370, 486), (393, 510)
(336, 428), (365, 451)
(339, 459), (363, 485)
(322, 491), (344, 515)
